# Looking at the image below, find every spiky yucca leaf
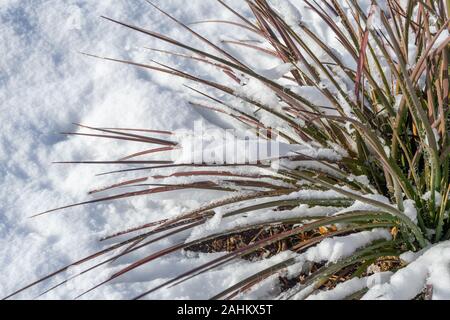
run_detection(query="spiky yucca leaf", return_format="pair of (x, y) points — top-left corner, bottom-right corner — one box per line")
(5, 0), (449, 300)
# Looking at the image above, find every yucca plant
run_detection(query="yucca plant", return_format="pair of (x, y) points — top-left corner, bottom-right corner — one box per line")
(5, 0), (449, 300)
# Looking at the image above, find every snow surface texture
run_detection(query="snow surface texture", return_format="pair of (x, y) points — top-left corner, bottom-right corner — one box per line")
(1, 0), (449, 300)
(0, 0), (259, 300)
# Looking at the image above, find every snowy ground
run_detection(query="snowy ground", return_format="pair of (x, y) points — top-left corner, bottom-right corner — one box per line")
(0, 0), (272, 299)
(1, 0), (449, 300)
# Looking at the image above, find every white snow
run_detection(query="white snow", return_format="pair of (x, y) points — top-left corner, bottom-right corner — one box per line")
(422, 191), (443, 207)
(0, 0), (271, 300)
(1, 0), (449, 301)
(307, 272), (393, 300)
(186, 204), (340, 242)
(403, 200), (418, 224)
(281, 229), (393, 300)
(257, 62), (295, 80)
(243, 229), (393, 300)
(348, 175), (371, 186)
(363, 241), (450, 300)
(268, 0), (303, 26)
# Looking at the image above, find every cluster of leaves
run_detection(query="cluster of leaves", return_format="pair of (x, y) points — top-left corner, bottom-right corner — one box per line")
(5, 0), (449, 300)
